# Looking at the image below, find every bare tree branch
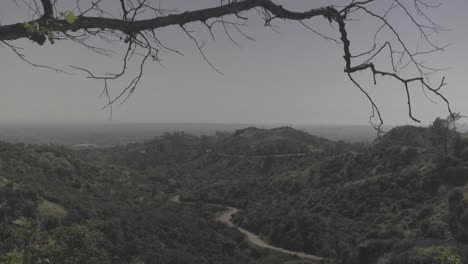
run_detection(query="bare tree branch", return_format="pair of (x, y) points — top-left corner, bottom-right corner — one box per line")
(0, 0), (455, 127)
(0, 1), (338, 42)
(39, 0), (53, 18)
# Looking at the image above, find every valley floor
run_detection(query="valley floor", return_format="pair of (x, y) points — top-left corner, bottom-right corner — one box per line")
(170, 195), (323, 263)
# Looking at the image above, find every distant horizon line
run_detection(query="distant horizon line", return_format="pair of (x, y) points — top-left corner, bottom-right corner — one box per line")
(0, 120), (405, 127)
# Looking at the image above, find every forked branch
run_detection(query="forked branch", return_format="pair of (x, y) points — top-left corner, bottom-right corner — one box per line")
(1, 0), (454, 129)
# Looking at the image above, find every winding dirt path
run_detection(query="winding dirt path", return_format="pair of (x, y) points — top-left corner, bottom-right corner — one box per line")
(217, 152), (323, 159)
(170, 195), (323, 262)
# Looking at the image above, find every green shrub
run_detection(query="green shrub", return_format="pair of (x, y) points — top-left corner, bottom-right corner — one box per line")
(413, 246), (462, 264)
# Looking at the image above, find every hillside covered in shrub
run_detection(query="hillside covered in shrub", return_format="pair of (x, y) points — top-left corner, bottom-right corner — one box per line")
(1, 122), (468, 264)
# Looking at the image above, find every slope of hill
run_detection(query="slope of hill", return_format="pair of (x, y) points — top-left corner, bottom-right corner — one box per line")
(178, 126), (468, 264)
(0, 140), (303, 264)
(2, 125), (468, 264)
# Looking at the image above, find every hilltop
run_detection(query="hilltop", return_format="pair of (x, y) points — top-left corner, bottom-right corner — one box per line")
(215, 127), (334, 156)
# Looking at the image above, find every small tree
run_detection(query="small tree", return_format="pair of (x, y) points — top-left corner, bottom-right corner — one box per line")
(431, 117), (449, 153)
(430, 113), (463, 154)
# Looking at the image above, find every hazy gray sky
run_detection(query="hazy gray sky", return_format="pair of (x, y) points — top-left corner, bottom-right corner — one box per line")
(0, 0), (466, 126)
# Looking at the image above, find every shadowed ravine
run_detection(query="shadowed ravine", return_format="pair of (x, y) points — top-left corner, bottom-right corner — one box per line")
(169, 195), (323, 262)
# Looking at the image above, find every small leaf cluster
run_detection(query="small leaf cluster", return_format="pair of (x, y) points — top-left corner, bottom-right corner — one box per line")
(23, 21), (54, 45)
(22, 11), (78, 45)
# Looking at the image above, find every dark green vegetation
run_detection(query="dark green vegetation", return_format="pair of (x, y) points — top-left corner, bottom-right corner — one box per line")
(0, 131), (315, 263)
(2, 121), (468, 263)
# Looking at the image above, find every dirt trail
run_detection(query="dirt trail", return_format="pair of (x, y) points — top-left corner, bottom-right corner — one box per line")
(170, 195), (323, 261)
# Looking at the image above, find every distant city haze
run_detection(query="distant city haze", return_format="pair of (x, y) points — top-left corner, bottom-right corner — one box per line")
(0, 122), (390, 145)
(0, 0), (467, 126)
